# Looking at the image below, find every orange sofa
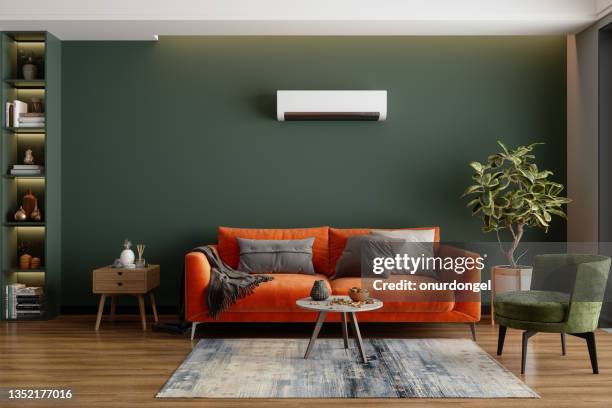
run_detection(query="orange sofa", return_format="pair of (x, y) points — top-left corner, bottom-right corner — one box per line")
(185, 226), (481, 337)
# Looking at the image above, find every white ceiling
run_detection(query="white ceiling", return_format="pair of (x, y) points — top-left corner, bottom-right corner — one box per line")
(0, 0), (610, 40)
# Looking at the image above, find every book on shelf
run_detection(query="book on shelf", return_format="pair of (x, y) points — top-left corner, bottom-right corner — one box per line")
(17, 122), (45, 128)
(20, 112), (45, 118)
(16, 286), (43, 295)
(18, 117), (45, 124)
(12, 165), (43, 170)
(10, 169), (44, 175)
(5, 102), (14, 127)
(16, 304), (41, 311)
(15, 296), (41, 305)
(9, 163), (45, 175)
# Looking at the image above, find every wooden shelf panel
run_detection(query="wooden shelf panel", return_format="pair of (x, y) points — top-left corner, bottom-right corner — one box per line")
(4, 269), (45, 273)
(3, 174), (45, 179)
(3, 222), (45, 227)
(4, 79), (45, 89)
(3, 127), (45, 134)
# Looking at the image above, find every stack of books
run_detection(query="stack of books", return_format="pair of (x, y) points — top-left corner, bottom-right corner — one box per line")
(4, 284), (44, 319)
(4, 102), (45, 128)
(10, 164), (44, 176)
(18, 112), (45, 128)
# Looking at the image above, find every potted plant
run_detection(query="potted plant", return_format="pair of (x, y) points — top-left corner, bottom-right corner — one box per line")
(462, 141), (571, 286)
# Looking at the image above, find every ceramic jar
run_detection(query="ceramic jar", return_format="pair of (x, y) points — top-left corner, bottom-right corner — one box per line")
(310, 280), (329, 301)
(22, 58), (37, 80)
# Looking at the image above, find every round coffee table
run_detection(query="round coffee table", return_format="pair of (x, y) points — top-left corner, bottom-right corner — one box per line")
(296, 295), (383, 363)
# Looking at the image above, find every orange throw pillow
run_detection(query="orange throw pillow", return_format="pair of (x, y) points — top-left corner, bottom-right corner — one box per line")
(218, 226), (330, 275)
(329, 227), (440, 274)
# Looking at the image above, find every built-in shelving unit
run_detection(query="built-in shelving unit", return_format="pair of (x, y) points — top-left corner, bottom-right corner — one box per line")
(1, 32), (61, 320)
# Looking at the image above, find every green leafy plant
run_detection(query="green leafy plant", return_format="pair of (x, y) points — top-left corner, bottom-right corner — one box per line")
(462, 141), (571, 267)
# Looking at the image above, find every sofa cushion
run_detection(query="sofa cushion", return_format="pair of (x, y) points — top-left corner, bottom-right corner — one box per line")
(494, 290), (570, 323)
(330, 276), (455, 313)
(237, 237), (315, 274)
(229, 273), (331, 312)
(218, 226), (330, 275)
(329, 227), (440, 274)
(333, 235), (407, 279)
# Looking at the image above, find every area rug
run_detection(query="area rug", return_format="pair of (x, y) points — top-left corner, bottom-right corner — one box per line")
(157, 338), (538, 398)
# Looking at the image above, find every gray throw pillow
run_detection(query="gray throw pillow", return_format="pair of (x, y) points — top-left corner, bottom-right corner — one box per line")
(333, 235), (408, 279)
(370, 230), (436, 277)
(237, 237), (315, 274)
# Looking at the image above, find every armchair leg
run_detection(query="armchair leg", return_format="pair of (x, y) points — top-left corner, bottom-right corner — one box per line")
(191, 322), (199, 341)
(497, 325), (507, 356)
(521, 330), (537, 374)
(469, 323), (477, 341)
(570, 332), (599, 374)
(561, 333), (566, 356)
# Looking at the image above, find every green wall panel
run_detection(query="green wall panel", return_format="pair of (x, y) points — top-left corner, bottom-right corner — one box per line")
(61, 37), (566, 309)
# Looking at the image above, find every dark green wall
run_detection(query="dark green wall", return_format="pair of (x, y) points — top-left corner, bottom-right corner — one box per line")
(61, 37), (566, 309)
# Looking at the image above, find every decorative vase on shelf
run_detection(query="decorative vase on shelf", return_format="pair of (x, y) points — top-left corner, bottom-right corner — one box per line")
(30, 204), (41, 221)
(30, 257), (41, 269)
(120, 239), (135, 267)
(310, 280), (329, 301)
(14, 206), (27, 221)
(22, 189), (37, 218)
(19, 253), (32, 270)
(22, 57), (37, 80)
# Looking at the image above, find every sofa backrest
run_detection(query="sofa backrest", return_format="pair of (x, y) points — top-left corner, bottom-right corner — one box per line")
(218, 226), (331, 275)
(217, 226), (440, 276)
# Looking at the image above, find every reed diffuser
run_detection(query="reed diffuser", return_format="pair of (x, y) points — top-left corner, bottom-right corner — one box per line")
(135, 244), (146, 268)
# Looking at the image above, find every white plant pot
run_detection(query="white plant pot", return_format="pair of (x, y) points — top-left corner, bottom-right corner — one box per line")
(492, 265), (533, 292)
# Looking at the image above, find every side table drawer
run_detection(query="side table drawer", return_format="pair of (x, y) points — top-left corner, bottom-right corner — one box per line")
(93, 280), (146, 293)
(94, 269), (145, 281)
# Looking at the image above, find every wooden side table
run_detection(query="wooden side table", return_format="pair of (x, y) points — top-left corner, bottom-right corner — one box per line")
(93, 265), (160, 331)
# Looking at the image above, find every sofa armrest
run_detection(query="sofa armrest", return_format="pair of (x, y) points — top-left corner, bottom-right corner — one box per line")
(437, 244), (482, 321)
(185, 245), (217, 321)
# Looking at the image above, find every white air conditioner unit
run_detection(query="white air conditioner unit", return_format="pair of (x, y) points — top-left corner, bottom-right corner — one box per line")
(276, 90), (387, 121)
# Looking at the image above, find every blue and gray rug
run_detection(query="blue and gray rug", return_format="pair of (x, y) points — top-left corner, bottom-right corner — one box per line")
(157, 338), (538, 398)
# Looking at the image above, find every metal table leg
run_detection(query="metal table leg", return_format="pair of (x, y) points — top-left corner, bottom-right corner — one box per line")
(349, 312), (367, 363)
(341, 312), (349, 348)
(304, 311), (327, 359)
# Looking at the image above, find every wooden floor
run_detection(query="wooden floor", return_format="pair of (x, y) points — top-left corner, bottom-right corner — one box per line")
(1, 315), (611, 407)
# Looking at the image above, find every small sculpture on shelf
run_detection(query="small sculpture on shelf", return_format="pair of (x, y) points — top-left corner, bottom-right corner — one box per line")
(30, 97), (43, 113)
(24, 149), (35, 165)
(135, 244), (146, 268)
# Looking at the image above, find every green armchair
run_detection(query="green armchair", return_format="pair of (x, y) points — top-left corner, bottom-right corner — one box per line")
(494, 254), (611, 374)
